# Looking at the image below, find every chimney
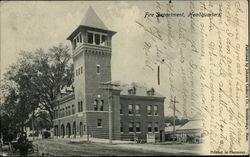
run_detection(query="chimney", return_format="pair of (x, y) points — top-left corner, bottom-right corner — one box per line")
(147, 87), (155, 96)
(128, 86), (136, 95)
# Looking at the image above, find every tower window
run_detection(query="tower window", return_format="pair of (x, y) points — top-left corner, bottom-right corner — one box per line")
(73, 33), (83, 50)
(78, 101), (83, 112)
(101, 35), (107, 46)
(96, 65), (100, 74)
(120, 104), (123, 114)
(99, 100), (104, 111)
(88, 32), (93, 44)
(97, 119), (102, 128)
(95, 34), (100, 45)
(87, 31), (108, 46)
(94, 100), (98, 111)
(72, 104), (75, 114)
(120, 122), (123, 132)
(80, 66), (83, 74)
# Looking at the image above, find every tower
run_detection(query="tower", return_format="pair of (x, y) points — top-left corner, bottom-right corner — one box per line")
(67, 6), (120, 139)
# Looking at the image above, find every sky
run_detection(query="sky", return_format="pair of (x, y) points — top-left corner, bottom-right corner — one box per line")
(1, 1), (206, 118)
(1, 1), (168, 110)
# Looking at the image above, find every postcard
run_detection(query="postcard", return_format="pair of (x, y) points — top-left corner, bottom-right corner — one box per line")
(0, 0), (248, 156)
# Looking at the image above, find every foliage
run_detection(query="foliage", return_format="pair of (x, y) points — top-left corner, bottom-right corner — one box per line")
(1, 44), (73, 130)
(164, 116), (189, 126)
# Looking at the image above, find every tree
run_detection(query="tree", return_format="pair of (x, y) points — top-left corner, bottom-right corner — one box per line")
(30, 44), (73, 120)
(164, 116), (189, 126)
(1, 44), (73, 126)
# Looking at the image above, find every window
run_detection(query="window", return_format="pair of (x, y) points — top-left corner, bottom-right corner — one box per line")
(129, 122), (134, 132)
(80, 66), (83, 74)
(88, 32), (93, 44)
(80, 101), (83, 112)
(154, 105), (158, 116)
(99, 100), (104, 111)
(147, 105), (152, 115)
(97, 119), (102, 128)
(87, 31), (108, 46)
(95, 34), (100, 45)
(78, 101), (83, 112)
(120, 122), (123, 132)
(101, 35), (107, 46)
(73, 33), (83, 50)
(76, 69), (78, 76)
(94, 100), (98, 111)
(63, 108), (65, 117)
(53, 110), (56, 119)
(120, 104), (123, 114)
(69, 106), (71, 115)
(78, 102), (80, 112)
(96, 65), (100, 74)
(79, 34), (82, 43)
(72, 105), (75, 114)
(148, 122), (152, 132)
(154, 122), (159, 132)
(135, 105), (140, 114)
(128, 104), (133, 114)
(136, 122), (141, 132)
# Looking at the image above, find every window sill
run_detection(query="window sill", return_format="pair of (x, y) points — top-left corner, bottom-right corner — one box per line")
(128, 114), (141, 116)
(97, 126), (103, 128)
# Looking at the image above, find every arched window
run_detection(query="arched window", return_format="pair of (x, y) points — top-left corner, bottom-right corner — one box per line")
(94, 100), (98, 111)
(99, 100), (104, 111)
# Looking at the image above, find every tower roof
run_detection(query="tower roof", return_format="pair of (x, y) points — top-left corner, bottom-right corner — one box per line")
(80, 6), (108, 30)
(67, 6), (116, 40)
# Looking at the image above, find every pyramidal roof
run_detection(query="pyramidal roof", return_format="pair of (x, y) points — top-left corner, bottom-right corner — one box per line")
(80, 6), (108, 30)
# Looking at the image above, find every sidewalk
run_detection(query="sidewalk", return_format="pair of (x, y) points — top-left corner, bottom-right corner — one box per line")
(69, 136), (134, 144)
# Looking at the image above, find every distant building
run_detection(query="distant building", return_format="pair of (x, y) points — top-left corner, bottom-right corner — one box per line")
(176, 119), (203, 143)
(164, 125), (182, 141)
(52, 7), (165, 141)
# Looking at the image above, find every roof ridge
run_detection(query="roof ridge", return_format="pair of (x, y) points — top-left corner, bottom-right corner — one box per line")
(80, 6), (108, 30)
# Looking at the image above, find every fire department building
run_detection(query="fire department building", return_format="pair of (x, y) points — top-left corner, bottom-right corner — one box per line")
(52, 7), (165, 141)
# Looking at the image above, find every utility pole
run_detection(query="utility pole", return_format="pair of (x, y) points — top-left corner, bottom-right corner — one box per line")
(171, 96), (179, 134)
(108, 84), (112, 144)
(32, 111), (34, 141)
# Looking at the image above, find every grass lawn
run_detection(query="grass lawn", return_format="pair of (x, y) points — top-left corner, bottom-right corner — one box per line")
(33, 139), (197, 156)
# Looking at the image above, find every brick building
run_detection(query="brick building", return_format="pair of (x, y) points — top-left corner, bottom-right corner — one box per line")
(52, 6), (165, 141)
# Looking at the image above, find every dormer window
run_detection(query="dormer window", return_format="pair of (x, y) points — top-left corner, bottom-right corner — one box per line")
(87, 31), (107, 46)
(73, 32), (83, 50)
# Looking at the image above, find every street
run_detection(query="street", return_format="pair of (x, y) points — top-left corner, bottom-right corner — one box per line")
(31, 138), (202, 156)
